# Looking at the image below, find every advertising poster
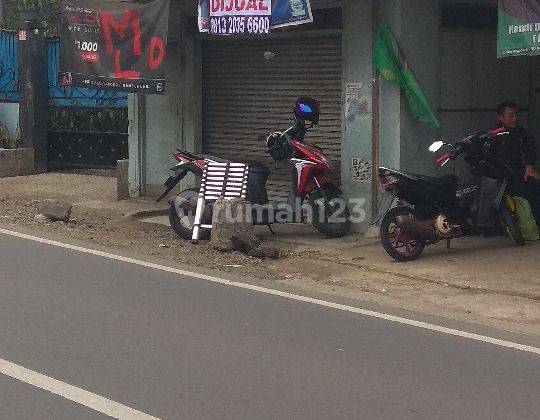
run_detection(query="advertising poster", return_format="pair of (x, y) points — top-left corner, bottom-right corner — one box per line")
(498, 0), (540, 57)
(60, 0), (169, 94)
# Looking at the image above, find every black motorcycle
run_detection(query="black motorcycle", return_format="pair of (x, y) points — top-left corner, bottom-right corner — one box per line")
(376, 127), (525, 262)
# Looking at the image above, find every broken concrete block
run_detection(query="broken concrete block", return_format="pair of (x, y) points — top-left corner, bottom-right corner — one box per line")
(0, 148), (34, 178)
(210, 198), (253, 251)
(231, 231), (261, 252)
(38, 199), (72, 223)
(248, 245), (281, 260)
(34, 214), (51, 223)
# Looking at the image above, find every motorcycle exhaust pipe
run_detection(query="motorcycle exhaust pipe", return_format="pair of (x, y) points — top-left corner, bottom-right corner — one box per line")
(396, 218), (440, 243)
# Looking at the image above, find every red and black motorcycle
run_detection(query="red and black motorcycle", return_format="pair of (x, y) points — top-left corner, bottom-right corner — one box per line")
(157, 97), (351, 239)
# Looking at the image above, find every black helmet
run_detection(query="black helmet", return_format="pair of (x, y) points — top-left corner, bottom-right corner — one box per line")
(293, 97), (320, 125)
(266, 132), (293, 162)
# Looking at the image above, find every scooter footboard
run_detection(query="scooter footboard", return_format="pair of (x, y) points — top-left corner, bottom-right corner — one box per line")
(473, 177), (506, 226)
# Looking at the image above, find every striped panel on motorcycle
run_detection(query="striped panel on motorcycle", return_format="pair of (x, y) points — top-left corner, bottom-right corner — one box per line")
(202, 35), (342, 203)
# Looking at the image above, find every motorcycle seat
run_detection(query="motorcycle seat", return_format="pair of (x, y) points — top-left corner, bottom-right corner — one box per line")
(414, 173), (459, 189)
(201, 154), (231, 163)
(245, 160), (271, 176)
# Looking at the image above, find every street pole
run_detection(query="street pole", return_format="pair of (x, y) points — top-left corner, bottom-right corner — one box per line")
(371, 0), (380, 218)
(18, 17), (48, 172)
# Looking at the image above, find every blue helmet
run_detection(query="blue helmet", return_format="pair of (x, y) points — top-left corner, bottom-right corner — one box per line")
(294, 97), (320, 125)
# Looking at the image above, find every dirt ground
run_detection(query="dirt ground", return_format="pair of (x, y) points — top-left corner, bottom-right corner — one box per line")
(0, 173), (538, 338)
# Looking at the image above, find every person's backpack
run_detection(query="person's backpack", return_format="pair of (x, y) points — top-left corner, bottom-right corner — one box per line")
(513, 197), (539, 241)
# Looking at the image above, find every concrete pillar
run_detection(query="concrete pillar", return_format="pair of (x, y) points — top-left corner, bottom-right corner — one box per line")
(377, 0), (402, 171)
(18, 20), (48, 173)
(530, 59), (540, 160)
(128, 93), (145, 197)
(397, 0), (441, 176)
(341, 0), (374, 232)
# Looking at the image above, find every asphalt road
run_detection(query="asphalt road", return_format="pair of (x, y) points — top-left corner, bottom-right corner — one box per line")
(0, 230), (539, 419)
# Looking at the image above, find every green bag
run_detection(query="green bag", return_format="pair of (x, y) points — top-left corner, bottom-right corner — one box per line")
(513, 197), (539, 241)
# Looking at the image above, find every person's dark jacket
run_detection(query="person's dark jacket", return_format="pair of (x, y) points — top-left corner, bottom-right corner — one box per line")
(489, 124), (536, 179)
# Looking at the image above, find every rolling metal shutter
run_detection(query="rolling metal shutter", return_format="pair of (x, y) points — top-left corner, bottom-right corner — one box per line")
(202, 36), (342, 202)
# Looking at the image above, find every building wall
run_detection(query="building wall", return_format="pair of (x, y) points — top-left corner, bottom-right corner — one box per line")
(438, 31), (532, 181)
(379, 0), (535, 182)
(398, 0), (442, 176)
(129, 0), (195, 197)
(531, 60), (540, 159)
(128, 0), (536, 227)
(130, 0), (375, 215)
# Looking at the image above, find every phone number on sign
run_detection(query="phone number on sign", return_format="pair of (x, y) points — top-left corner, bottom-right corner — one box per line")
(210, 16), (270, 35)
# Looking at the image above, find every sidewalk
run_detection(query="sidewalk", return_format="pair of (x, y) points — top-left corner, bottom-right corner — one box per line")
(0, 172), (538, 336)
(0, 172), (168, 217)
(139, 212), (540, 301)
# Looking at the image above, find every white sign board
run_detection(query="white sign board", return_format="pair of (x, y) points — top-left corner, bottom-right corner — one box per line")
(209, 0), (272, 35)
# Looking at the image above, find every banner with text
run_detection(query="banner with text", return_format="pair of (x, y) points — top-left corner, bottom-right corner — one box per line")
(198, 0), (312, 34)
(60, 0), (169, 94)
(498, 0), (540, 57)
(271, 0), (312, 28)
(208, 0), (272, 35)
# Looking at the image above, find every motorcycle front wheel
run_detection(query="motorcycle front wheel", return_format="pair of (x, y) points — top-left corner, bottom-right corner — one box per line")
(309, 187), (351, 238)
(380, 206), (426, 262)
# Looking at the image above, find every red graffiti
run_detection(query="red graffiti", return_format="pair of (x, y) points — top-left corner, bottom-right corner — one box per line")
(100, 10), (142, 56)
(147, 37), (165, 70)
(99, 9), (165, 79)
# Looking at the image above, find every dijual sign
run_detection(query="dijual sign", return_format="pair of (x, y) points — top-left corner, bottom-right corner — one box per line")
(199, 0), (312, 34)
(208, 0), (272, 34)
(497, 0), (540, 57)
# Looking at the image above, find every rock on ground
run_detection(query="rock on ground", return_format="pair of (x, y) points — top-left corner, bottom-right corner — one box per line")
(33, 214), (51, 223)
(38, 199), (72, 223)
(210, 198), (253, 251)
(231, 232), (261, 252)
(248, 245), (281, 260)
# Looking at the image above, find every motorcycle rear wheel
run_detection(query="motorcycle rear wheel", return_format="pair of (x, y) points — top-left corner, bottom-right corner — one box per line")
(499, 198), (525, 246)
(309, 187), (351, 238)
(380, 206), (426, 262)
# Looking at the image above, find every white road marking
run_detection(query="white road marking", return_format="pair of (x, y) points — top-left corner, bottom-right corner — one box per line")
(1, 227), (539, 356)
(0, 358), (159, 419)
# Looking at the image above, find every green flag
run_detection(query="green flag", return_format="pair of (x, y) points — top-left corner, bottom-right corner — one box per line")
(373, 19), (440, 128)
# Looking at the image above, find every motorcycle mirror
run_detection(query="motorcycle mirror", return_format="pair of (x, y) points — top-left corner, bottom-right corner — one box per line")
(429, 141), (445, 152)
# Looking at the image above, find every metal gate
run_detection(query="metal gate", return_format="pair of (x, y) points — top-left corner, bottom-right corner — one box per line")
(0, 31), (19, 103)
(0, 31), (129, 169)
(202, 36), (343, 202)
(47, 108), (128, 169)
(45, 37), (129, 169)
